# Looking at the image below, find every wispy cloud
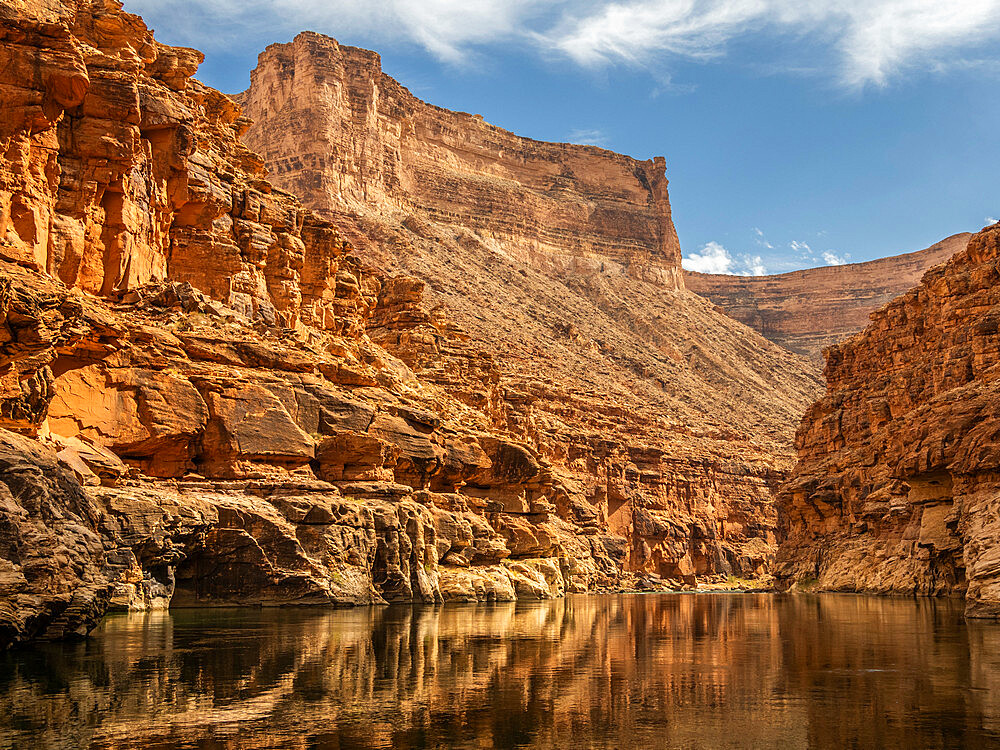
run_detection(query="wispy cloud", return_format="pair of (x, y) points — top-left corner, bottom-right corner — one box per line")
(789, 240), (817, 263)
(126, 0), (550, 65)
(752, 227), (774, 249)
(988, 216), (998, 225)
(124, 0), (1000, 89)
(822, 250), (849, 265)
(566, 128), (610, 147)
(682, 241), (766, 275)
(550, 0), (1000, 89)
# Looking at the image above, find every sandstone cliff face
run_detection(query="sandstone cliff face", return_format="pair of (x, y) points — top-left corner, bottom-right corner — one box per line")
(0, 1), (639, 647)
(686, 233), (971, 361)
(0, 5), (822, 648)
(238, 32), (683, 288)
(775, 224), (1000, 616)
(240, 32), (822, 593)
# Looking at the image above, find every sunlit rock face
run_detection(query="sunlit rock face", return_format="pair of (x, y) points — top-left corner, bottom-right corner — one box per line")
(240, 32), (823, 590)
(776, 224), (1000, 617)
(239, 32), (684, 288)
(686, 233), (971, 361)
(0, 1), (824, 647)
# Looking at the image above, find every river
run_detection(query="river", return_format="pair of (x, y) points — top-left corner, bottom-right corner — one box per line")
(2, 593), (998, 749)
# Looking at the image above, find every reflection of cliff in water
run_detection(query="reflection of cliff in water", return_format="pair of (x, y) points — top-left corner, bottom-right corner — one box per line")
(2, 594), (1000, 749)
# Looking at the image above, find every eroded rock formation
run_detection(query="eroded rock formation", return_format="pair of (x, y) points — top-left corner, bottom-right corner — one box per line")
(775, 224), (1000, 616)
(237, 32), (683, 288)
(686, 233), (971, 361)
(0, 5), (821, 647)
(240, 31), (822, 583)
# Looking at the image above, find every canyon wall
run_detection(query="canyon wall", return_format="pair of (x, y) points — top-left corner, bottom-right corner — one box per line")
(0, 0), (630, 647)
(237, 32), (683, 287)
(240, 31), (822, 591)
(775, 223), (1000, 617)
(686, 233), (971, 360)
(0, 6), (820, 647)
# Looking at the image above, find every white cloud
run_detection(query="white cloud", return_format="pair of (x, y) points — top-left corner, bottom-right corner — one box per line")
(550, 0), (1000, 88)
(566, 128), (610, 147)
(789, 240), (817, 261)
(125, 0), (547, 64)
(124, 0), (1000, 88)
(741, 254), (767, 275)
(822, 250), (848, 265)
(988, 216), (998, 225)
(752, 227), (773, 249)
(682, 241), (734, 274)
(682, 242), (767, 275)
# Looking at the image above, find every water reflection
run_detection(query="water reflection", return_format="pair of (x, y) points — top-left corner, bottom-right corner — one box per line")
(2, 594), (999, 749)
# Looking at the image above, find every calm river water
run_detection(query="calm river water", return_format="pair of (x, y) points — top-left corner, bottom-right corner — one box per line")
(2, 593), (999, 749)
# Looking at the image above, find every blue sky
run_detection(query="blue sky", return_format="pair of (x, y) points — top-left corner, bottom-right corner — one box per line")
(124, 0), (1000, 275)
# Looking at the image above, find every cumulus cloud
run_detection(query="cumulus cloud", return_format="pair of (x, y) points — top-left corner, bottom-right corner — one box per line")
(822, 250), (848, 265)
(682, 241), (734, 274)
(123, 0), (1000, 88)
(682, 242), (767, 275)
(742, 254), (767, 275)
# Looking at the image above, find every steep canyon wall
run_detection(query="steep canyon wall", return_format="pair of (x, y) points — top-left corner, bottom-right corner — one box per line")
(0, 4), (821, 646)
(240, 31), (822, 597)
(776, 224), (1000, 617)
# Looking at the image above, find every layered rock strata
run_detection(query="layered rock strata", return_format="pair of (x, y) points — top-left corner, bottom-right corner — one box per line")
(240, 32), (822, 587)
(237, 32), (683, 288)
(0, 3), (819, 647)
(0, 0), (611, 647)
(775, 224), (1000, 617)
(686, 233), (971, 360)
(0, 261), (602, 647)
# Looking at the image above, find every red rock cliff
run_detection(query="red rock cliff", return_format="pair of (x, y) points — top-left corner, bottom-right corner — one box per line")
(775, 223), (1000, 617)
(240, 32), (823, 595)
(0, 0), (668, 646)
(238, 32), (683, 287)
(0, 6), (821, 647)
(685, 233), (971, 360)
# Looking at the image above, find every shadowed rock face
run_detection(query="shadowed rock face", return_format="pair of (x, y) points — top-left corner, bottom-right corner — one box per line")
(775, 224), (1000, 617)
(685, 233), (972, 361)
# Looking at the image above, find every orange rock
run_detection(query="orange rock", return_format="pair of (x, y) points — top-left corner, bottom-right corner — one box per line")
(775, 224), (1000, 617)
(239, 31), (825, 586)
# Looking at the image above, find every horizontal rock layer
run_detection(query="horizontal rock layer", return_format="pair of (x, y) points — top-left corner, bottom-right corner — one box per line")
(238, 32), (684, 288)
(775, 224), (1000, 616)
(0, 2), (820, 647)
(686, 233), (971, 360)
(240, 32), (823, 605)
(0, 263), (616, 647)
